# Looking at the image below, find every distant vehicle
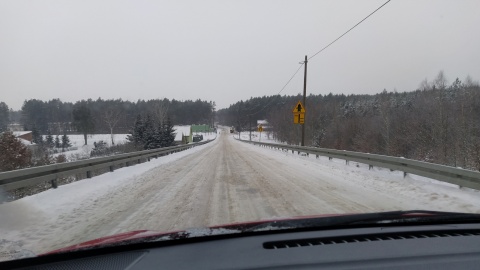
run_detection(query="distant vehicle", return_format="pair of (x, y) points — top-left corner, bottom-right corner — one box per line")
(192, 134), (202, 142)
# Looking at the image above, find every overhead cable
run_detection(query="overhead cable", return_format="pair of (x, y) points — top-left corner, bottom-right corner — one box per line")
(308, 0), (391, 61)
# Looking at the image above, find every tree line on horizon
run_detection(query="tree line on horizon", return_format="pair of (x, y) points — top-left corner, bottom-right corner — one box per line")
(0, 98), (215, 173)
(0, 98), (215, 145)
(217, 72), (480, 171)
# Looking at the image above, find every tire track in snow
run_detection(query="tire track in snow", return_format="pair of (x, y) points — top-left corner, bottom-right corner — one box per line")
(1, 129), (479, 258)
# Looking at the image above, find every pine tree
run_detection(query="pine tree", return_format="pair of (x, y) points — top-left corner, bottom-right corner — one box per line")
(31, 126), (43, 144)
(150, 124), (164, 149)
(0, 131), (32, 172)
(72, 103), (95, 145)
(143, 115), (156, 149)
(127, 115), (145, 148)
(161, 118), (176, 147)
(45, 130), (54, 148)
(55, 135), (61, 148)
(61, 133), (72, 151)
(0, 102), (9, 133)
(127, 114), (176, 150)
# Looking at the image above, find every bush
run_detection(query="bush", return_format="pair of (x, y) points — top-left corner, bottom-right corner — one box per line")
(56, 154), (67, 163)
(90, 142), (138, 158)
(0, 131), (32, 172)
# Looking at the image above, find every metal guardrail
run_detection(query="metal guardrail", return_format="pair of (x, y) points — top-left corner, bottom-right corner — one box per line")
(0, 139), (215, 191)
(238, 139), (480, 190)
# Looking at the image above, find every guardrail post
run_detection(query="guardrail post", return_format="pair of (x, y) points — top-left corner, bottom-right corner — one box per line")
(126, 161), (130, 167)
(404, 171), (407, 178)
(147, 157), (150, 162)
(87, 171), (92, 178)
(316, 155), (319, 159)
(346, 160), (349, 165)
(369, 165), (373, 170)
(109, 165), (114, 172)
(292, 150), (294, 154)
(329, 157), (332, 161)
(51, 178), (58, 189)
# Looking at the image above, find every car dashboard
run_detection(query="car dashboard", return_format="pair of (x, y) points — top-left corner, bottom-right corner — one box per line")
(5, 223), (480, 269)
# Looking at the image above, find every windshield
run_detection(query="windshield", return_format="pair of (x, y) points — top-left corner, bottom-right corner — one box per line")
(1, 0), (480, 262)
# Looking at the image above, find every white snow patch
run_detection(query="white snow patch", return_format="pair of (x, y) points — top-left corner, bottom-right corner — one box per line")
(45, 134), (130, 160)
(236, 140), (480, 214)
(0, 139), (217, 260)
(237, 131), (280, 144)
(174, 125), (191, 141)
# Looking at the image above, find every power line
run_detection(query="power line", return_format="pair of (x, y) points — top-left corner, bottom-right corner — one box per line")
(245, 63), (304, 116)
(277, 63), (305, 96)
(242, 0), (391, 117)
(308, 0), (391, 61)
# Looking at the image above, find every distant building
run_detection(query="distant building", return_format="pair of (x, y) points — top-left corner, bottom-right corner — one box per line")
(257, 120), (268, 125)
(7, 123), (23, 132)
(191, 124), (213, 133)
(13, 131), (33, 143)
(174, 125), (192, 144)
(257, 120), (270, 130)
(173, 125), (214, 144)
(3, 130), (39, 153)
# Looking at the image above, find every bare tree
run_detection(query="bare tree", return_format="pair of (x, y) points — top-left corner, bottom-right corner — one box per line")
(103, 108), (122, 145)
(464, 75), (480, 88)
(418, 78), (431, 91)
(151, 101), (169, 125)
(434, 70), (448, 90)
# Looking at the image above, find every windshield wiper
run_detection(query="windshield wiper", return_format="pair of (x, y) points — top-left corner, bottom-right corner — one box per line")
(244, 210), (480, 233)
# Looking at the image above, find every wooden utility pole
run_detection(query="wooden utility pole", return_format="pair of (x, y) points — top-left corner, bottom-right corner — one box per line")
(301, 55), (308, 146)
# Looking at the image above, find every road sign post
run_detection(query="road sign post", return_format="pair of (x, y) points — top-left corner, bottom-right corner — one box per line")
(257, 125), (263, 142)
(301, 55), (308, 146)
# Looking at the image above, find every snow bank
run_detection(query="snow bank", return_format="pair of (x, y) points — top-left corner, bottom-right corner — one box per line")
(0, 138), (218, 260)
(44, 134), (130, 160)
(238, 131), (280, 144)
(174, 125), (191, 141)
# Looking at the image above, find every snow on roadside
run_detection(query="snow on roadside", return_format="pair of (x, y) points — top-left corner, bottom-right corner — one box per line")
(1, 138), (217, 216)
(45, 134), (130, 160)
(0, 138), (218, 260)
(198, 132), (218, 141)
(235, 139), (480, 214)
(237, 131), (279, 144)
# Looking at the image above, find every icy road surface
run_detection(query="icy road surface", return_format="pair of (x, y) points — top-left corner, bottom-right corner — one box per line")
(1, 129), (479, 259)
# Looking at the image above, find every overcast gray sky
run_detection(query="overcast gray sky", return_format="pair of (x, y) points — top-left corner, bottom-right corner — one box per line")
(1, 0), (479, 110)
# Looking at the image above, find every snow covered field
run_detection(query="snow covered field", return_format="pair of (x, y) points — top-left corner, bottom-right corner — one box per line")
(46, 129), (216, 161)
(238, 130), (279, 144)
(45, 134), (130, 160)
(0, 129), (479, 261)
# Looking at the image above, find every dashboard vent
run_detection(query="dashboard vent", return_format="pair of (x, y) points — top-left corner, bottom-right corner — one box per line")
(263, 230), (480, 249)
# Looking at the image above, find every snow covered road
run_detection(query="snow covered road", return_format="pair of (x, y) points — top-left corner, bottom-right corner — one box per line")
(1, 129), (479, 259)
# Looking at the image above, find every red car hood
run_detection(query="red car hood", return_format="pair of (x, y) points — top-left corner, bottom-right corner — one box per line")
(43, 210), (451, 256)
(43, 214), (344, 255)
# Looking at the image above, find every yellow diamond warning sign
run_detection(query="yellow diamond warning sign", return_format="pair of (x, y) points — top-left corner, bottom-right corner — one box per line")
(292, 101), (306, 113)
